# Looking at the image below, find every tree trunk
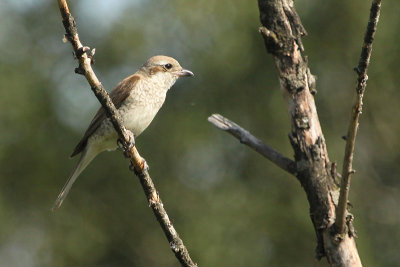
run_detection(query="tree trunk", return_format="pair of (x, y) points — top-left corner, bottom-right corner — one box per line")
(257, 0), (362, 265)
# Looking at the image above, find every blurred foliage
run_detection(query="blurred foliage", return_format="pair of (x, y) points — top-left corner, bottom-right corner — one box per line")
(0, 0), (399, 266)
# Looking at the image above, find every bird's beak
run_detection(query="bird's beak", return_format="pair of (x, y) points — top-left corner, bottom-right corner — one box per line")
(177, 69), (194, 77)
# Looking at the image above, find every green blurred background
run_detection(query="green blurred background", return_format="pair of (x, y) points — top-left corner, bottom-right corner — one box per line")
(0, 0), (399, 266)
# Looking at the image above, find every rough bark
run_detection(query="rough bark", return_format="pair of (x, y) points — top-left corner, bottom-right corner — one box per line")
(257, 0), (362, 265)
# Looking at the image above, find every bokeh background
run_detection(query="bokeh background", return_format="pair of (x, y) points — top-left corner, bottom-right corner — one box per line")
(1, 0), (399, 266)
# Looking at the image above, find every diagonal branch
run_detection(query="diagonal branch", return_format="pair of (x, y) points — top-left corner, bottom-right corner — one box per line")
(335, 0), (382, 235)
(57, 1), (196, 266)
(208, 114), (296, 175)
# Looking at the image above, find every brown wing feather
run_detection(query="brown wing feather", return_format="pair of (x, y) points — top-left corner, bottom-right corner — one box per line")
(70, 74), (141, 157)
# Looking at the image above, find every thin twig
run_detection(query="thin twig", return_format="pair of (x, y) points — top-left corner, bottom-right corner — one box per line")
(208, 114), (297, 175)
(56, 1), (196, 266)
(335, 0), (382, 235)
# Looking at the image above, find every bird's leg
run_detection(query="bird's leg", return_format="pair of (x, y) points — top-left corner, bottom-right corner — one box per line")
(117, 131), (136, 157)
(123, 131), (136, 158)
(117, 138), (125, 150)
(125, 131), (136, 151)
(116, 138), (131, 159)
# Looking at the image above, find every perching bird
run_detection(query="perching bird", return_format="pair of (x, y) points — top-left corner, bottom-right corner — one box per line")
(53, 55), (194, 210)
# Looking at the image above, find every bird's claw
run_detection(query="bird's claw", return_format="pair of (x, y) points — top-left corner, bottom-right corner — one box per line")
(117, 138), (125, 150)
(122, 130), (136, 151)
(127, 132), (136, 149)
(117, 132), (135, 152)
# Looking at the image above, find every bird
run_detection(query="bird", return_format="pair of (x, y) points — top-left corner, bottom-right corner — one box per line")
(52, 55), (194, 210)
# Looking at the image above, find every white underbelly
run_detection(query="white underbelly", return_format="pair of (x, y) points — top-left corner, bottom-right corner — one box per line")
(88, 95), (165, 153)
(122, 103), (162, 136)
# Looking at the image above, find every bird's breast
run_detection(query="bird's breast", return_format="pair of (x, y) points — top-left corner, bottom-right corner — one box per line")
(120, 91), (166, 136)
(86, 72), (176, 153)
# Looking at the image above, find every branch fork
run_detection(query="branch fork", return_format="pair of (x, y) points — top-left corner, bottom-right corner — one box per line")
(208, 0), (381, 265)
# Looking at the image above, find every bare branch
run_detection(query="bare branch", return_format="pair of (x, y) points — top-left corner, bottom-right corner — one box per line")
(208, 114), (296, 175)
(56, 1), (196, 266)
(335, 0), (382, 235)
(257, 0), (362, 265)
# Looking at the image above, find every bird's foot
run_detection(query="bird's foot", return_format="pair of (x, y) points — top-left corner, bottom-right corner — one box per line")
(125, 131), (136, 151)
(118, 140), (130, 158)
(117, 138), (124, 150)
(117, 139), (130, 158)
(117, 131), (135, 156)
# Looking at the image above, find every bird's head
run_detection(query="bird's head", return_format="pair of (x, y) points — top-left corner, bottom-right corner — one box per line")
(141, 55), (194, 82)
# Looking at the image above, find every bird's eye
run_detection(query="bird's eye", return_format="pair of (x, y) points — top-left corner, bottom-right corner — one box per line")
(164, 63), (173, 70)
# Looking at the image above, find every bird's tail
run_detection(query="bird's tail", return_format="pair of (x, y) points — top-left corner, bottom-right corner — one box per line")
(52, 147), (97, 211)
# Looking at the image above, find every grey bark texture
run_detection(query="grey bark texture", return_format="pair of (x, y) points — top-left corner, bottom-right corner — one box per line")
(208, 0), (382, 265)
(256, 0), (362, 265)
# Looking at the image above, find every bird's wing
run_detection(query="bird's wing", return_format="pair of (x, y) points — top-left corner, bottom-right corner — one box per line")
(70, 74), (141, 157)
